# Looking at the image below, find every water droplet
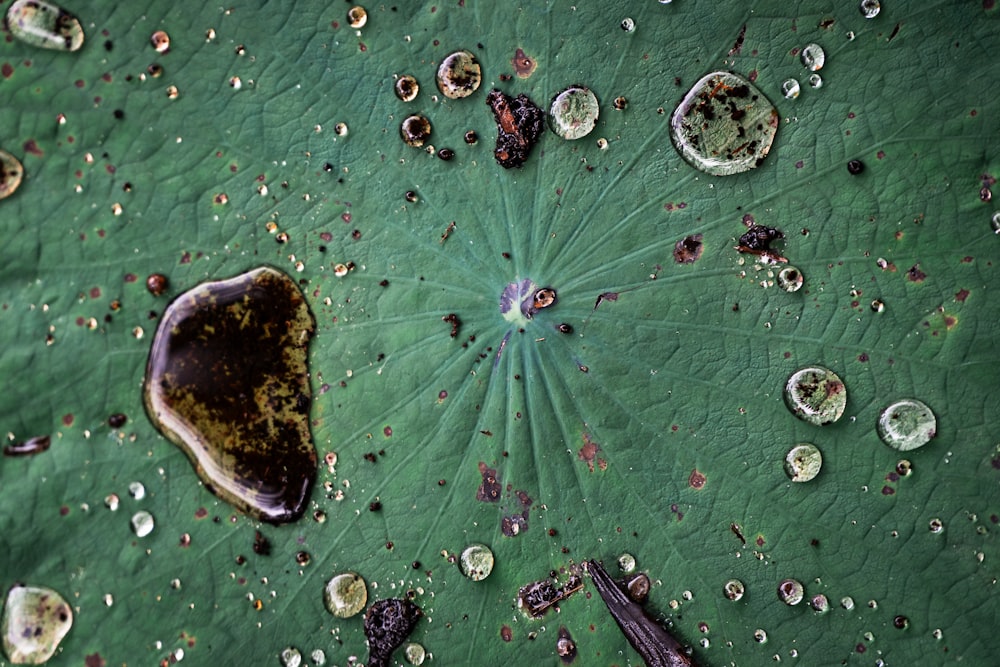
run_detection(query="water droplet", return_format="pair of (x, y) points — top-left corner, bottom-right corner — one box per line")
(324, 572), (367, 618)
(334, 122), (348, 137)
(781, 78), (801, 99)
(808, 73), (823, 88)
(723, 579), (745, 601)
(860, 0), (881, 19)
(143, 267), (317, 524)
(871, 298), (885, 313)
(128, 481), (146, 499)
(784, 366), (847, 425)
(620, 17), (636, 32)
(459, 543), (495, 581)
(932, 628), (943, 640)
(777, 578), (804, 605)
(991, 211), (1000, 234)
(625, 573), (651, 603)
(670, 71), (780, 176)
(347, 6), (367, 29)
(394, 75), (419, 102)
(436, 50), (482, 99)
(310, 649), (326, 665)
(810, 594), (829, 613)
(847, 159), (865, 175)
(150, 30), (170, 54)
(618, 553), (636, 573)
(404, 643), (426, 665)
(400, 115), (432, 147)
(0, 150), (25, 201)
(130, 510), (155, 537)
(893, 615), (909, 629)
(841, 596), (855, 610)
(1, 584), (73, 663)
(929, 518), (944, 533)
(877, 399), (937, 451)
(549, 86), (600, 140)
(777, 266), (804, 292)
(280, 647), (302, 667)
(800, 43), (826, 71)
(364, 599), (422, 667)
(6, 0), (84, 52)
(784, 443), (822, 482)
(104, 493), (119, 511)
(754, 629), (768, 643)
(896, 459), (912, 476)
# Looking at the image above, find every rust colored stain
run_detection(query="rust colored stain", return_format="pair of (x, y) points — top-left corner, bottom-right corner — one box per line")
(1, 63), (13, 78)
(906, 264), (926, 283)
(23, 139), (43, 156)
(688, 469), (706, 490)
(578, 433), (607, 472)
(512, 48), (537, 78)
(476, 462), (501, 502)
(85, 654), (106, 667)
(955, 289), (969, 302)
(500, 625), (513, 642)
(62, 413), (74, 426)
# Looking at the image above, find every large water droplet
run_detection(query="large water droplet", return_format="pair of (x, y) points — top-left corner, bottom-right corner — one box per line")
(860, 0), (881, 19)
(436, 50), (482, 99)
(777, 266), (804, 292)
(670, 71), (779, 176)
(324, 572), (367, 618)
(1, 584), (73, 664)
(877, 399), (936, 451)
(143, 266), (317, 524)
(459, 543), (495, 581)
(6, 0), (84, 52)
(784, 443), (822, 482)
(0, 150), (25, 201)
(400, 115), (432, 148)
(404, 643), (426, 665)
(777, 578), (804, 605)
(800, 43), (826, 71)
(549, 86), (600, 140)
(784, 366), (847, 425)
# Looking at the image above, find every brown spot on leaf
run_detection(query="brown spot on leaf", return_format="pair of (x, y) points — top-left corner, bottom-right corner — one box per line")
(906, 264), (926, 283)
(512, 48), (537, 78)
(501, 625), (513, 642)
(673, 234), (704, 263)
(955, 289), (969, 302)
(578, 433), (604, 472)
(688, 468), (706, 489)
(476, 462), (501, 502)
(85, 654), (107, 667)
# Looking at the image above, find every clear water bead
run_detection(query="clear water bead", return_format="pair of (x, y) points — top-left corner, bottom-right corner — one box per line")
(782, 79), (801, 99)
(860, 0), (881, 19)
(800, 43), (826, 71)
(877, 399), (937, 451)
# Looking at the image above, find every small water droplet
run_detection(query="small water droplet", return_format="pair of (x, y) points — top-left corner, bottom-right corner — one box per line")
(131, 510), (155, 537)
(841, 596), (855, 610)
(871, 298), (885, 313)
(777, 266), (804, 292)
(104, 493), (119, 511)
(990, 211), (1000, 234)
(459, 543), (495, 581)
(549, 86), (600, 140)
(778, 578), (804, 605)
(800, 43), (826, 71)
(671, 71), (779, 175)
(781, 78), (801, 99)
(6, 0), (84, 52)
(877, 399), (936, 451)
(807, 73), (823, 88)
(929, 517), (944, 533)
(436, 50), (482, 99)
(395, 75), (419, 102)
(784, 366), (847, 425)
(784, 443), (822, 482)
(128, 481), (146, 499)
(1, 584), (73, 663)
(334, 122), (348, 137)
(347, 6), (367, 29)
(143, 267), (317, 523)
(620, 17), (635, 32)
(860, 0), (881, 19)
(932, 628), (943, 640)
(617, 553), (636, 573)
(310, 649), (326, 665)
(404, 642), (426, 665)
(754, 629), (768, 643)
(810, 593), (829, 613)
(280, 647), (302, 667)
(893, 615), (909, 629)
(324, 572), (367, 618)
(0, 150), (25, 200)
(723, 579), (745, 601)
(150, 30), (170, 54)
(400, 115), (432, 147)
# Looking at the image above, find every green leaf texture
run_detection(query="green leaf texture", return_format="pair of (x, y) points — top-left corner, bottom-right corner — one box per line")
(1, 1), (998, 665)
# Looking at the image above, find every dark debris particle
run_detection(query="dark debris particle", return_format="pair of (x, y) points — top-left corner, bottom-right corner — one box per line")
(443, 313), (461, 338)
(847, 159), (865, 175)
(369, 501), (382, 512)
(364, 599), (422, 667)
(486, 89), (545, 169)
(736, 223), (787, 263)
(107, 413), (127, 428)
(145, 273), (169, 296)
(3, 435), (51, 457)
(464, 130), (478, 144)
(252, 530), (271, 556)
(437, 148), (455, 161)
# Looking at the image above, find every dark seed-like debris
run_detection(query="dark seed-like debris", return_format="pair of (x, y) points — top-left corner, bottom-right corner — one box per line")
(486, 89), (545, 169)
(364, 598), (422, 667)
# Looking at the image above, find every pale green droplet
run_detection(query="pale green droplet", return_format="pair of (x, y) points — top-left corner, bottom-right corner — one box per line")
(323, 572), (367, 618)
(784, 443), (822, 482)
(877, 399), (936, 451)
(0, 150), (25, 201)
(2, 584), (73, 664)
(800, 43), (826, 71)
(549, 86), (600, 140)
(404, 642), (426, 665)
(777, 266), (804, 292)
(670, 71), (779, 176)
(617, 553), (636, 574)
(459, 543), (495, 581)
(784, 366), (847, 425)
(6, 0), (84, 52)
